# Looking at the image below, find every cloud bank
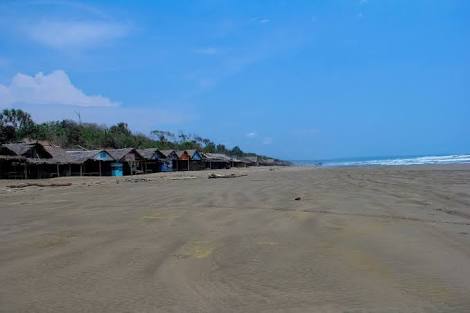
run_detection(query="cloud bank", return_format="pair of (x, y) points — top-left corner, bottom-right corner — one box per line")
(0, 70), (195, 133)
(0, 70), (117, 108)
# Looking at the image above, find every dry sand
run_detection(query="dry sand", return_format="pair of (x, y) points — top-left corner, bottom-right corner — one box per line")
(1, 166), (470, 313)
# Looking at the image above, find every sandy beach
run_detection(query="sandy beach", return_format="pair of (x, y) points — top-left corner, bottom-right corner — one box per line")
(1, 165), (470, 313)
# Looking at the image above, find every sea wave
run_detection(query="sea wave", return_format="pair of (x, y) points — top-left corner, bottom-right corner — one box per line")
(300, 154), (470, 167)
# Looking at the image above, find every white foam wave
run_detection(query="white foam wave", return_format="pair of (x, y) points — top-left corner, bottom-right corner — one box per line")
(324, 154), (470, 167)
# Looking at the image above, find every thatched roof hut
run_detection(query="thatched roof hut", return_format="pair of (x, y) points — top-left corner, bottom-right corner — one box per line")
(66, 150), (114, 163)
(137, 148), (166, 160)
(107, 148), (144, 162)
(160, 150), (178, 160)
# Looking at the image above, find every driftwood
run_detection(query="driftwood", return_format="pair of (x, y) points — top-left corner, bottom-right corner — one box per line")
(208, 173), (248, 179)
(6, 182), (72, 189)
(168, 176), (197, 180)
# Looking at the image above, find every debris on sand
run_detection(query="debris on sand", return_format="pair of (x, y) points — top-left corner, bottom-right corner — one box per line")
(168, 176), (198, 180)
(208, 173), (248, 179)
(124, 178), (151, 183)
(294, 197), (302, 201)
(6, 182), (72, 189)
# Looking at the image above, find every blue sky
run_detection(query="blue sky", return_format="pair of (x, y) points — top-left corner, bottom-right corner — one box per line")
(0, 0), (469, 160)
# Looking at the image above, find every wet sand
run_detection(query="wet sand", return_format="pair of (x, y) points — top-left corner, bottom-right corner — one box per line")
(1, 166), (470, 313)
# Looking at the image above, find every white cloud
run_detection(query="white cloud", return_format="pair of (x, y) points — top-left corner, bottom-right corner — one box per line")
(0, 70), (117, 108)
(262, 137), (273, 145)
(246, 132), (257, 138)
(193, 47), (219, 55)
(23, 20), (129, 49)
(0, 71), (195, 133)
(251, 17), (270, 24)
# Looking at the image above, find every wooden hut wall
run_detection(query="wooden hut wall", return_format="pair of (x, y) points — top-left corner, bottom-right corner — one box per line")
(25, 163), (64, 179)
(81, 160), (113, 176)
(160, 159), (174, 172)
(143, 160), (162, 173)
(176, 151), (190, 171)
(231, 161), (247, 168)
(206, 160), (230, 169)
(189, 151), (205, 171)
(0, 159), (26, 179)
(189, 160), (206, 171)
(123, 152), (144, 175)
(86, 151), (114, 176)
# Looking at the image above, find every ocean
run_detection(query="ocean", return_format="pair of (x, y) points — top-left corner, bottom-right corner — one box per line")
(294, 154), (470, 167)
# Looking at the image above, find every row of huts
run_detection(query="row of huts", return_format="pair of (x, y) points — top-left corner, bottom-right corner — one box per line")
(0, 141), (268, 179)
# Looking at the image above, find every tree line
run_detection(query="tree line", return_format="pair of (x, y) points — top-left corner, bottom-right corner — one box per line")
(0, 109), (250, 157)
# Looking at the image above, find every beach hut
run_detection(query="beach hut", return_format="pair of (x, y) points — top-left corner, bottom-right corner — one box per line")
(259, 158), (276, 166)
(242, 156), (259, 167)
(175, 150), (192, 171)
(107, 148), (145, 175)
(66, 150), (115, 176)
(41, 142), (75, 176)
(203, 153), (231, 169)
(230, 156), (248, 168)
(0, 145), (27, 179)
(0, 142), (70, 179)
(188, 150), (206, 171)
(137, 148), (166, 173)
(159, 150), (178, 172)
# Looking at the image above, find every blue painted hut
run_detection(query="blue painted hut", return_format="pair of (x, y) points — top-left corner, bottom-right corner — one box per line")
(107, 148), (145, 175)
(66, 149), (115, 176)
(137, 148), (166, 173)
(159, 150), (178, 172)
(188, 150), (206, 171)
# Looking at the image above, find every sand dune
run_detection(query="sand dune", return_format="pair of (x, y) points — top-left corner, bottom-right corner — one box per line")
(1, 166), (470, 312)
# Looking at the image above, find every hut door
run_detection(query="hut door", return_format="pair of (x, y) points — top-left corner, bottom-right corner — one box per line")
(129, 161), (137, 175)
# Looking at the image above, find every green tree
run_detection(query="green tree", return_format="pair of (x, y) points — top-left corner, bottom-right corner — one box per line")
(0, 109), (35, 140)
(216, 144), (227, 154)
(0, 125), (16, 144)
(230, 146), (243, 156)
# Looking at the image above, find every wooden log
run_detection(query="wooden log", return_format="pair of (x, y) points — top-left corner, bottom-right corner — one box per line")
(208, 173), (247, 179)
(7, 182), (72, 189)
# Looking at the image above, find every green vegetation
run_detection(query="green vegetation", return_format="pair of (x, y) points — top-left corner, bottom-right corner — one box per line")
(0, 109), (253, 157)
